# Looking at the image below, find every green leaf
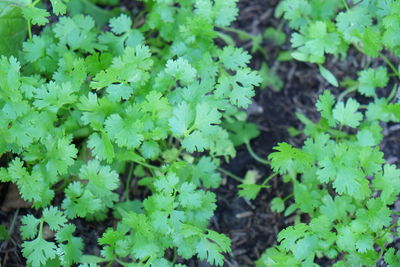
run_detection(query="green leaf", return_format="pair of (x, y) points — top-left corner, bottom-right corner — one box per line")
(178, 183), (203, 209)
(79, 159), (119, 193)
(33, 82), (77, 113)
(154, 172), (179, 195)
(44, 136), (78, 176)
(316, 90), (336, 126)
(67, 0), (119, 27)
(269, 143), (313, 175)
(264, 27), (286, 46)
(336, 7), (372, 42)
(109, 14), (132, 35)
(373, 164), (400, 204)
(169, 101), (193, 136)
(384, 248), (400, 267)
(165, 58), (197, 85)
(214, 0), (238, 27)
(356, 198), (391, 232)
(332, 98), (363, 127)
(355, 235), (374, 253)
(22, 237), (58, 267)
(42, 206), (67, 231)
(358, 67), (389, 97)
(224, 121), (260, 146)
(87, 132), (115, 163)
(20, 214), (41, 240)
(0, 4), (27, 56)
(292, 21), (341, 63)
(105, 113), (144, 149)
(362, 28), (382, 57)
(195, 238), (224, 266)
(238, 184), (262, 200)
(50, 0), (68, 15)
(278, 0), (311, 30)
(230, 69), (262, 108)
(22, 6), (49, 26)
(319, 65), (338, 87)
(271, 197), (285, 213)
(219, 46), (251, 70)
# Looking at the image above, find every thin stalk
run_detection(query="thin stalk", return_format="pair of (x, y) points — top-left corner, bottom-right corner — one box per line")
(381, 53), (400, 78)
(342, 0), (350, 10)
(218, 167), (243, 183)
(283, 193), (294, 202)
(379, 219), (399, 239)
(216, 31), (235, 46)
(245, 142), (270, 165)
(38, 221), (44, 238)
(337, 87), (357, 102)
(221, 26), (254, 40)
(171, 247), (177, 264)
(27, 21), (32, 40)
(220, 27), (269, 59)
(261, 173), (277, 186)
(31, 0), (41, 5)
(391, 211), (400, 216)
(388, 84), (399, 102)
(125, 163), (135, 201)
(132, 159), (158, 170)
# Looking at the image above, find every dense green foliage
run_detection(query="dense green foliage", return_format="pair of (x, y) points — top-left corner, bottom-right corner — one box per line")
(276, 0), (400, 87)
(0, 0), (262, 266)
(258, 91), (400, 266)
(3, 0), (400, 266)
(255, 0), (400, 266)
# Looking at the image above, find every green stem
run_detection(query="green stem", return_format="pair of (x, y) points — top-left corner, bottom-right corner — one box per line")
(337, 87), (357, 102)
(216, 31), (235, 46)
(221, 26), (255, 40)
(27, 20), (32, 40)
(342, 0), (350, 10)
(132, 159), (158, 170)
(283, 193), (294, 202)
(261, 173), (277, 186)
(31, 0), (41, 6)
(220, 27), (269, 59)
(388, 84), (399, 102)
(38, 221), (44, 238)
(125, 163), (135, 201)
(391, 211), (400, 216)
(115, 258), (130, 266)
(218, 167), (243, 183)
(379, 219), (398, 239)
(246, 142), (270, 165)
(381, 53), (400, 78)
(171, 247), (177, 264)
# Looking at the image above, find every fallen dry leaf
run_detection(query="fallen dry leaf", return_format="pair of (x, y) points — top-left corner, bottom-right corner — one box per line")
(1, 183), (31, 211)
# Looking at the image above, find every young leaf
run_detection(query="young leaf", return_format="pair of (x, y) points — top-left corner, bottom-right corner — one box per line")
(319, 65), (338, 87)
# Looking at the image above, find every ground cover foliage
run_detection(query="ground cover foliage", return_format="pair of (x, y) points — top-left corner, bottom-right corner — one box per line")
(0, 0), (261, 266)
(255, 0), (400, 266)
(1, 0), (400, 266)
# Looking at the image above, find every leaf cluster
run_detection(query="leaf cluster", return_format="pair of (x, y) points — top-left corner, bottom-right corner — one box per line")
(0, 0), (261, 266)
(257, 90), (400, 266)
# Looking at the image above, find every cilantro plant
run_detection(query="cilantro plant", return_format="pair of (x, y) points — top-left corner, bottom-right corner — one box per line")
(276, 0), (400, 89)
(257, 90), (400, 266)
(245, 1), (400, 265)
(0, 0), (262, 266)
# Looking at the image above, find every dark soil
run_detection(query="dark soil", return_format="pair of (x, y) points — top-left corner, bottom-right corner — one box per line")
(1, 0), (400, 267)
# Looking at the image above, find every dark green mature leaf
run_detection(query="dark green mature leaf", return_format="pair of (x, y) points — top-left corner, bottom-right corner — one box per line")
(0, 3), (27, 56)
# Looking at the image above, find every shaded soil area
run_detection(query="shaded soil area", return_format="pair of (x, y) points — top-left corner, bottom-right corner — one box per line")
(1, 0), (400, 267)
